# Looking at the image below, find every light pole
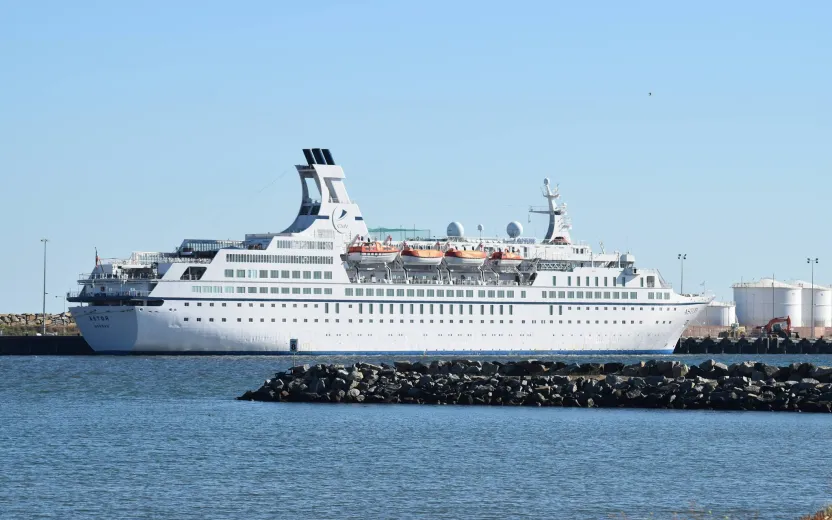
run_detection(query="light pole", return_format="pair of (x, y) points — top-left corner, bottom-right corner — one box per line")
(808, 257), (818, 338)
(677, 254), (686, 294)
(41, 238), (49, 335)
(54, 295), (65, 335)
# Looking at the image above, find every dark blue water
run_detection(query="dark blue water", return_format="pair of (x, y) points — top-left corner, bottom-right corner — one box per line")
(1, 354), (831, 519)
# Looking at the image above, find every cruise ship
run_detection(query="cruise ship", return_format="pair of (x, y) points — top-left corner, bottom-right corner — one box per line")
(69, 148), (712, 354)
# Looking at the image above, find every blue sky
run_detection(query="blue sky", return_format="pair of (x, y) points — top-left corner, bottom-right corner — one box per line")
(1, 1), (830, 313)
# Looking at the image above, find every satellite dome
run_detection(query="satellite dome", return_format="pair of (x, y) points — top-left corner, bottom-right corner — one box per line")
(447, 222), (464, 237)
(506, 221), (523, 238)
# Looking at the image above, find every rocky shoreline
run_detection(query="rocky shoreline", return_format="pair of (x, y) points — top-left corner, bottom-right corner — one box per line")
(239, 359), (832, 413)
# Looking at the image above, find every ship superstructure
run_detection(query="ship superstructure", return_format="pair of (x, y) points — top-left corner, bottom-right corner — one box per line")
(69, 148), (711, 354)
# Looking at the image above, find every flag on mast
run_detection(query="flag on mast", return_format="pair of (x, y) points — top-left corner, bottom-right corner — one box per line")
(95, 247), (100, 267)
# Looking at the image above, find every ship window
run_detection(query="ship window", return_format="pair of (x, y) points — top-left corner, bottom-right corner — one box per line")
(237, 318), (241, 322)
(436, 290), (443, 297)
(648, 292), (654, 300)
(247, 270), (256, 278)
(236, 270), (245, 277)
(604, 277), (608, 287)
(631, 292), (637, 299)
(407, 289), (414, 297)
(439, 305), (443, 315)
(356, 288), (364, 296)
(259, 287), (268, 294)
(478, 290), (486, 298)
(576, 291), (584, 298)
(303, 288), (311, 294)
(313, 271), (322, 279)
(490, 305), (494, 315)
(369, 304), (374, 314)
(427, 290), (435, 297)
(386, 289), (394, 297)
(224, 269), (234, 277)
(184, 317), (189, 322)
(409, 304), (413, 314)
(613, 277), (617, 287)
(509, 305), (513, 315)
(259, 270), (268, 278)
(359, 303), (363, 314)
(324, 288), (332, 295)
(552, 276), (557, 286)
(520, 291), (526, 298)
(497, 290), (505, 298)
(246, 287), (255, 294)
(417, 289), (425, 297)
(507, 290), (514, 298)
(621, 292), (629, 300)
(567, 291), (574, 298)
(292, 271), (300, 279)
(281, 270), (290, 278)
(640, 277), (644, 287)
(419, 304), (424, 314)
(366, 288), (374, 296)
(281, 287), (289, 294)
(314, 288), (322, 294)
(585, 292), (592, 300)
(487, 290), (495, 298)
(613, 291), (620, 299)
(270, 270), (279, 278)
(345, 288), (353, 296)
(303, 271), (311, 279)
(292, 288), (300, 294)
(397, 289), (405, 297)
(586, 277), (590, 286)
(324, 272), (332, 280)
(665, 293), (670, 300)
(576, 277), (580, 287)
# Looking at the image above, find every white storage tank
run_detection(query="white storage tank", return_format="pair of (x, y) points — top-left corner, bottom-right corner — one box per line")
(795, 281), (832, 328)
(733, 278), (802, 327)
(692, 301), (736, 326)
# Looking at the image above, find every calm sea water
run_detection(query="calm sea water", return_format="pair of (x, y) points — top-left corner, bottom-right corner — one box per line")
(1, 354), (831, 520)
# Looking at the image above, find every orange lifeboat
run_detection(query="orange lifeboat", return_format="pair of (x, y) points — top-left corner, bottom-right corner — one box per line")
(490, 250), (523, 268)
(444, 248), (487, 268)
(401, 246), (444, 267)
(347, 242), (399, 265)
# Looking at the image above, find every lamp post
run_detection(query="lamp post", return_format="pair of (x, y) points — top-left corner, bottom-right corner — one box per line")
(54, 295), (65, 335)
(40, 238), (49, 335)
(808, 257), (818, 339)
(677, 254), (686, 294)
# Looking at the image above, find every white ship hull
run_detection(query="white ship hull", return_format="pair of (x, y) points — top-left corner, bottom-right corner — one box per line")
(72, 297), (707, 355)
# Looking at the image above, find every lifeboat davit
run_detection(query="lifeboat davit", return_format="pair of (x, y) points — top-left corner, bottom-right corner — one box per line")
(490, 251), (523, 268)
(347, 242), (400, 265)
(444, 248), (487, 268)
(401, 247), (444, 268)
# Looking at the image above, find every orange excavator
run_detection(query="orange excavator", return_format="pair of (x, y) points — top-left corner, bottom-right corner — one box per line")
(754, 316), (799, 339)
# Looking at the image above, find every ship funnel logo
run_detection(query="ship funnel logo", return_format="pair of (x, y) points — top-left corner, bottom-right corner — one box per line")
(331, 207), (350, 233)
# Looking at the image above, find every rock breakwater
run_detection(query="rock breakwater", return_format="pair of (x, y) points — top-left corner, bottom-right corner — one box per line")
(239, 359), (832, 413)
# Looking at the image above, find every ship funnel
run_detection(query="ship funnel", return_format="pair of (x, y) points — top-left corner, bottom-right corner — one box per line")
(302, 149), (316, 165)
(312, 148), (326, 164)
(322, 149), (335, 165)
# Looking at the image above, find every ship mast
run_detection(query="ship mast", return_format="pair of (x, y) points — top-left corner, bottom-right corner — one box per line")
(529, 178), (571, 244)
